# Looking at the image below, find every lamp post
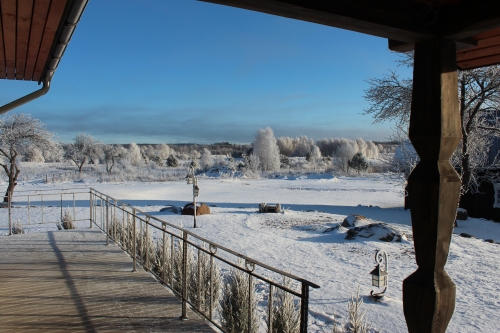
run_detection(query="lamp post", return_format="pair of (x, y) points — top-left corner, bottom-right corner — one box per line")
(186, 165), (199, 228)
(369, 250), (388, 299)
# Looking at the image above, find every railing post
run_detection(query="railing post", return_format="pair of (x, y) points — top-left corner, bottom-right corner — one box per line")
(145, 217), (150, 269)
(28, 195), (30, 225)
(132, 209), (137, 272)
(8, 191), (12, 236)
(248, 274), (253, 333)
(60, 194), (63, 222)
(300, 283), (310, 333)
(181, 230), (188, 320)
(106, 199), (109, 246)
(41, 194), (44, 224)
(89, 191), (93, 228)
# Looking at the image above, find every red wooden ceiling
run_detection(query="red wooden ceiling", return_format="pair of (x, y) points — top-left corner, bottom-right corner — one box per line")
(0, 0), (67, 81)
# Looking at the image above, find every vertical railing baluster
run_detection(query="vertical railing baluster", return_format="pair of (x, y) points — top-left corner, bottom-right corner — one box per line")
(28, 195), (30, 225)
(197, 247), (202, 310)
(89, 191), (93, 228)
(73, 193), (76, 221)
(181, 231), (188, 320)
(106, 199), (109, 246)
(300, 283), (309, 333)
(8, 192), (12, 235)
(268, 284), (273, 333)
(41, 194), (44, 224)
(209, 251), (214, 321)
(132, 209), (137, 272)
(248, 274), (253, 333)
(162, 223), (167, 282)
(145, 217), (149, 269)
(170, 234), (174, 288)
(113, 200), (117, 241)
(60, 194), (63, 222)
(122, 206), (125, 246)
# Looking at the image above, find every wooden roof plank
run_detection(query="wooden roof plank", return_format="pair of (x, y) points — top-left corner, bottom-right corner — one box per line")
(24, 0), (50, 81)
(457, 44), (500, 62)
(458, 54), (500, 70)
(1, 0), (17, 79)
(16, 0), (34, 80)
(0, 6), (6, 79)
(32, 0), (66, 82)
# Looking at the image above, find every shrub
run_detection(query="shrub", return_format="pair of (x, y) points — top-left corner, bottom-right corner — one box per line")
(12, 220), (24, 234)
(166, 155), (179, 167)
(58, 210), (75, 230)
(268, 276), (300, 333)
(220, 261), (259, 333)
(348, 153), (369, 174)
(188, 245), (222, 315)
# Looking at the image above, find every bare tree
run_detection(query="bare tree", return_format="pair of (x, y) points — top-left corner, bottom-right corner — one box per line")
(364, 53), (500, 195)
(0, 114), (56, 201)
(64, 134), (101, 173)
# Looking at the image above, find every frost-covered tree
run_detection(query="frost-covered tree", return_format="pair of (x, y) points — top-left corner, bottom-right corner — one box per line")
(200, 148), (213, 171)
(64, 134), (101, 173)
(334, 139), (357, 173)
(102, 144), (127, 174)
(253, 127), (280, 171)
(127, 143), (142, 167)
(277, 135), (314, 157)
(348, 152), (369, 174)
(0, 114), (56, 201)
(364, 52), (500, 195)
(23, 145), (45, 163)
(306, 145), (322, 162)
(166, 154), (179, 167)
(157, 143), (172, 160)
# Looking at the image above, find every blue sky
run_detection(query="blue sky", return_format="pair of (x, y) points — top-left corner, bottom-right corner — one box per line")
(0, 0), (411, 144)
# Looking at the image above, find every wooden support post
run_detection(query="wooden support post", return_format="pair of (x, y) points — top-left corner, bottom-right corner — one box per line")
(403, 39), (461, 333)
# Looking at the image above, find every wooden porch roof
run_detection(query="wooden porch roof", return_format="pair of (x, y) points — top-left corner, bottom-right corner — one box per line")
(201, 0), (500, 70)
(0, 0), (88, 82)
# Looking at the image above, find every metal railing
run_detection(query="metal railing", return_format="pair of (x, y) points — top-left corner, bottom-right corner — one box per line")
(4, 188), (320, 333)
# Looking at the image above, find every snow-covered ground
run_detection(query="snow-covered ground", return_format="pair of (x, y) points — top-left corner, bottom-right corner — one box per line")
(1, 174), (499, 333)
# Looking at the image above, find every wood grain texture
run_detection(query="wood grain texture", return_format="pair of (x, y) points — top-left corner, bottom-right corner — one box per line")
(404, 39), (460, 333)
(24, 0), (50, 81)
(0, 6), (6, 79)
(1, 0), (16, 79)
(33, 0), (66, 82)
(16, 0), (34, 80)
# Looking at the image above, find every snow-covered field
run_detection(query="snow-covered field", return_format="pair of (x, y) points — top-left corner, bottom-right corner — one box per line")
(1, 174), (499, 333)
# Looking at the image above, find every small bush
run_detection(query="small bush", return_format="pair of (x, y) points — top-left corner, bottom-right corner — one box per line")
(167, 155), (179, 167)
(12, 220), (24, 234)
(57, 210), (75, 230)
(268, 276), (300, 333)
(220, 261), (259, 333)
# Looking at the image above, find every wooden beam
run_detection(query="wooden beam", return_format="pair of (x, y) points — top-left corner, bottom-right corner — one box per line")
(16, 0), (34, 80)
(440, 1), (500, 40)
(404, 38), (460, 333)
(458, 54), (500, 71)
(0, 5), (6, 79)
(201, 0), (435, 44)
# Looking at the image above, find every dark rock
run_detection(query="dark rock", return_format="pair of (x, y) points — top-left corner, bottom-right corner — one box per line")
(459, 233), (476, 238)
(160, 206), (180, 214)
(182, 202), (210, 216)
(485, 239), (495, 243)
(342, 214), (367, 228)
(380, 234), (395, 242)
(456, 208), (468, 220)
(323, 225), (340, 233)
(345, 229), (358, 240)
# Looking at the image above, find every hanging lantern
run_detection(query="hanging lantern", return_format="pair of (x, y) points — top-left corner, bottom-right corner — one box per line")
(193, 185), (200, 197)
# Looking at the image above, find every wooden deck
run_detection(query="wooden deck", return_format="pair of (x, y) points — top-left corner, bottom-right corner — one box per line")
(0, 229), (215, 332)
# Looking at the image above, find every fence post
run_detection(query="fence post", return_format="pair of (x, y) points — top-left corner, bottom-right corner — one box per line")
(181, 230), (188, 320)
(132, 209), (137, 272)
(89, 191), (93, 228)
(300, 283), (310, 333)
(8, 192), (12, 236)
(268, 284), (273, 333)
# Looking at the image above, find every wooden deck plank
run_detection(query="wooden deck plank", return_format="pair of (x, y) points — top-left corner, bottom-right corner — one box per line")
(0, 230), (215, 332)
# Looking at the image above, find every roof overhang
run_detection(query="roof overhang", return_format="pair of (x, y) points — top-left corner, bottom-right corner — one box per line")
(201, 0), (500, 70)
(0, 0), (89, 83)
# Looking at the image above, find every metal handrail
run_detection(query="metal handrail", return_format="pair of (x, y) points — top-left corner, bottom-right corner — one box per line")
(90, 188), (320, 333)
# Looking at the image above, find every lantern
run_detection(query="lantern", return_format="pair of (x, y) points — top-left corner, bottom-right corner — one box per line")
(369, 264), (388, 288)
(193, 185), (199, 197)
(186, 174), (193, 184)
